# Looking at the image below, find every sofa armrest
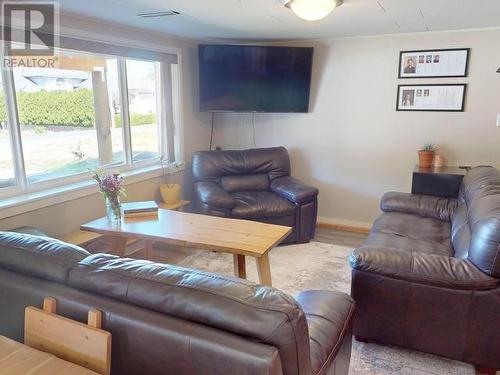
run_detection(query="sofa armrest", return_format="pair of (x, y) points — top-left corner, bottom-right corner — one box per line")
(270, 176), (318, 205)
(295, 290), (354, 375)
(194, 181), (235, 209)
(350, 247), (499, 290)
(380, 192), (458, 221)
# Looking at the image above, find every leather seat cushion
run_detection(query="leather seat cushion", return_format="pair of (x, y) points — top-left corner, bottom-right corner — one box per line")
(364, 232), (453, 257)
(369, 212), (453, 255)
(231, 191), (296, 219)
(296, 291), (354, 375)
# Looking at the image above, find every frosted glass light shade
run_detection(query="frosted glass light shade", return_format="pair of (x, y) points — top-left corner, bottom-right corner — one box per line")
(289, 0), (340, 21)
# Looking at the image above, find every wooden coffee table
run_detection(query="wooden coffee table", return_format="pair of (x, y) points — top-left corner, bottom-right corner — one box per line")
(80, 210), (291, 286)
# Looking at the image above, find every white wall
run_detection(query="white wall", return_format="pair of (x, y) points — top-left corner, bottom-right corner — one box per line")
(0, 15), (211, 237)
(212, 29), (500, 227)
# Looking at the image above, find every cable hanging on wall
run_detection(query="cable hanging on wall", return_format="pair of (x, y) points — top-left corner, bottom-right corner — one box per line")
(209, 112), (215, 151)
(252, 112), (256, 148)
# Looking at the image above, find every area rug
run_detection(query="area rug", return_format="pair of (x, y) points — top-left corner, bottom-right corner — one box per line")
(177, 241), (475, 375)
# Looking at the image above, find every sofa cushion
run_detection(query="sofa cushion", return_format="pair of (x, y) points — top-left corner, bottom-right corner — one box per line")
(192, 147), (291, 183)
(0, 231), (89, 283)
(68, 254), (311, 375)
(363, 232), (453, 257)
(381, 192), (457, 221)
(296, 291), (354, 375)
(221, 174), (269, 193)
(370, 212), (453, 254)
(231, 191), (296, 219)
(460, 166), (500, 207)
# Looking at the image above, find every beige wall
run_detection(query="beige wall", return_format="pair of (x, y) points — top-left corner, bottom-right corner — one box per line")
(212, 29), (500, 226)
(0, 16), (211, 237)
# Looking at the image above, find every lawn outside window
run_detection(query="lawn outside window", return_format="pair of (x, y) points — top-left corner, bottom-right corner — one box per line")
(0, 42), (180, 201)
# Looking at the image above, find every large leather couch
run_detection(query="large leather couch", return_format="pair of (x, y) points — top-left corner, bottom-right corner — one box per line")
(350, 166), (500, 369)
(192, 147), (318, 243)
(0, 231), (354, 375)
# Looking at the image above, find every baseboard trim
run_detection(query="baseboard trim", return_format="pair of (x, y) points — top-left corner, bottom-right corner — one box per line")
(317, 217), (371, 235)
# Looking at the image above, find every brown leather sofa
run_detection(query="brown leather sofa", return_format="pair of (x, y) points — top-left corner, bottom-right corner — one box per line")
(192, 147), (318, 243)
(350, 166), (500, 370)
(0, 231), (354, 375)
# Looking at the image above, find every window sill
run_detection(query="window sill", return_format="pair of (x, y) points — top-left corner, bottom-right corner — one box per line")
(0, 164), (176, 220)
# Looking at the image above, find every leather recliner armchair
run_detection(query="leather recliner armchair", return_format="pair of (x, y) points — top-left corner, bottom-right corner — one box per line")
(192, 147), (319, 243)
(350, 166), (500, 370)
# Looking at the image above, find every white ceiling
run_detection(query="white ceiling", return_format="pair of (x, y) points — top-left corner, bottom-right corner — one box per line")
(60, 0), (500, 41)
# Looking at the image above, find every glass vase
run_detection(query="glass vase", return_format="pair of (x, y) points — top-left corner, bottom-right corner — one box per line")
(105, 195), (122, 223)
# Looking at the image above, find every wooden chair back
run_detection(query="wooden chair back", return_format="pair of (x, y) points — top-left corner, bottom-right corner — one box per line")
(24, 297), (111, 375)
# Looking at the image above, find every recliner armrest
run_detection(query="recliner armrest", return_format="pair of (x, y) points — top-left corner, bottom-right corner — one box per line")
(270, 176), (318, 205)
(350, 247), (499, 290)
(194, 181), (235, 209)
(380, 192), (457, 221)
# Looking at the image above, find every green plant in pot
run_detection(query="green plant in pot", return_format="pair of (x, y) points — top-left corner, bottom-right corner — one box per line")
(160, 162), (182, 204)
(418, 143), (436, 168)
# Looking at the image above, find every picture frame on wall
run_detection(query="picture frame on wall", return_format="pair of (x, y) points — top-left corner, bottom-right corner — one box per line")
(396, 84), (466, 112)
(398, 48), (470, 78)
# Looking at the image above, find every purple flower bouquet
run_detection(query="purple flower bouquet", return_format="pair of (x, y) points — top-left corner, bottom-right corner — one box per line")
(92, 169), (126, 222)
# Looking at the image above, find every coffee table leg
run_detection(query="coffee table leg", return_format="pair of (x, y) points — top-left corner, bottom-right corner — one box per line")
(233, 254), (247, 279)
(256, 253), (272, 287)
(109, 236), (127, 257)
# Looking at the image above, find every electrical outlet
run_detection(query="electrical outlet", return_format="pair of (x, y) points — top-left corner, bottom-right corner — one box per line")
(497, 114), (500, 127)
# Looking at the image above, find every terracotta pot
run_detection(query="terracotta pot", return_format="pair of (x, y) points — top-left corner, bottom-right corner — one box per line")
(160, 184), (181, 204)
(418, 150), (434, 168)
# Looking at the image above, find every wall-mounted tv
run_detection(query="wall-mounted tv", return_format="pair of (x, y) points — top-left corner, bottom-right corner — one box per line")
(199, 45), (313, 113)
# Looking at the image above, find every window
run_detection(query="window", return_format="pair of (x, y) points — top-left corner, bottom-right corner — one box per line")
(126, 59), (160, 162)
(13, 51), (124, 184)
(0, 76), (15, 189)
(0, 44), (179, 198)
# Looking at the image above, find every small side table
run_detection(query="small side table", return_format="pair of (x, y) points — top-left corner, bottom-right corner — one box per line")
(412, 166), (467, 198)
(158, 200), (191, 211)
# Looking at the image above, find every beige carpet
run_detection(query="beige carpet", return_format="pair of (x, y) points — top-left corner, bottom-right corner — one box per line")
(175, 241), (475, 375)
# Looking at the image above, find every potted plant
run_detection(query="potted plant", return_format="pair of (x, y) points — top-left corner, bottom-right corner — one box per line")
(160, 163), (182, 204)
(92, 169), (126, 223)
(418, 143), (436, 168)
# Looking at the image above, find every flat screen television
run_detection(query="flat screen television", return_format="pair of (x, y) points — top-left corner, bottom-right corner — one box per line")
(199, 45), (313, 113)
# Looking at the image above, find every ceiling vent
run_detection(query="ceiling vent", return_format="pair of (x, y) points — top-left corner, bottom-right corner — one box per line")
(137, 11), (180, 18)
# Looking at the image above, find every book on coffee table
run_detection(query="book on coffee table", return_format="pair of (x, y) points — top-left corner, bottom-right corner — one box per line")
(122, 201), (159, 218)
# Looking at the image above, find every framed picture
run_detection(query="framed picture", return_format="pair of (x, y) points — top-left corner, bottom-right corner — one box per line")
(396, 84), (466, 112)
(398, 48), (469, 78)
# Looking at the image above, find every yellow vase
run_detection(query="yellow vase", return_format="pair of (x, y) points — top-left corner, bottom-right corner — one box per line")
(160, 184), (181, 204)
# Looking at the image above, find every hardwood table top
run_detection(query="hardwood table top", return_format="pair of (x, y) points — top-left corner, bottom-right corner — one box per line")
(81, 209), (291, 257)
(0, 336), (98, 375)
(158, 200), (190, 210)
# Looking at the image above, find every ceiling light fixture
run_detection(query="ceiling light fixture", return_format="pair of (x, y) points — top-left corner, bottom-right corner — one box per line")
(283, 0), (343, 21)
(137, 10), (180, 18)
